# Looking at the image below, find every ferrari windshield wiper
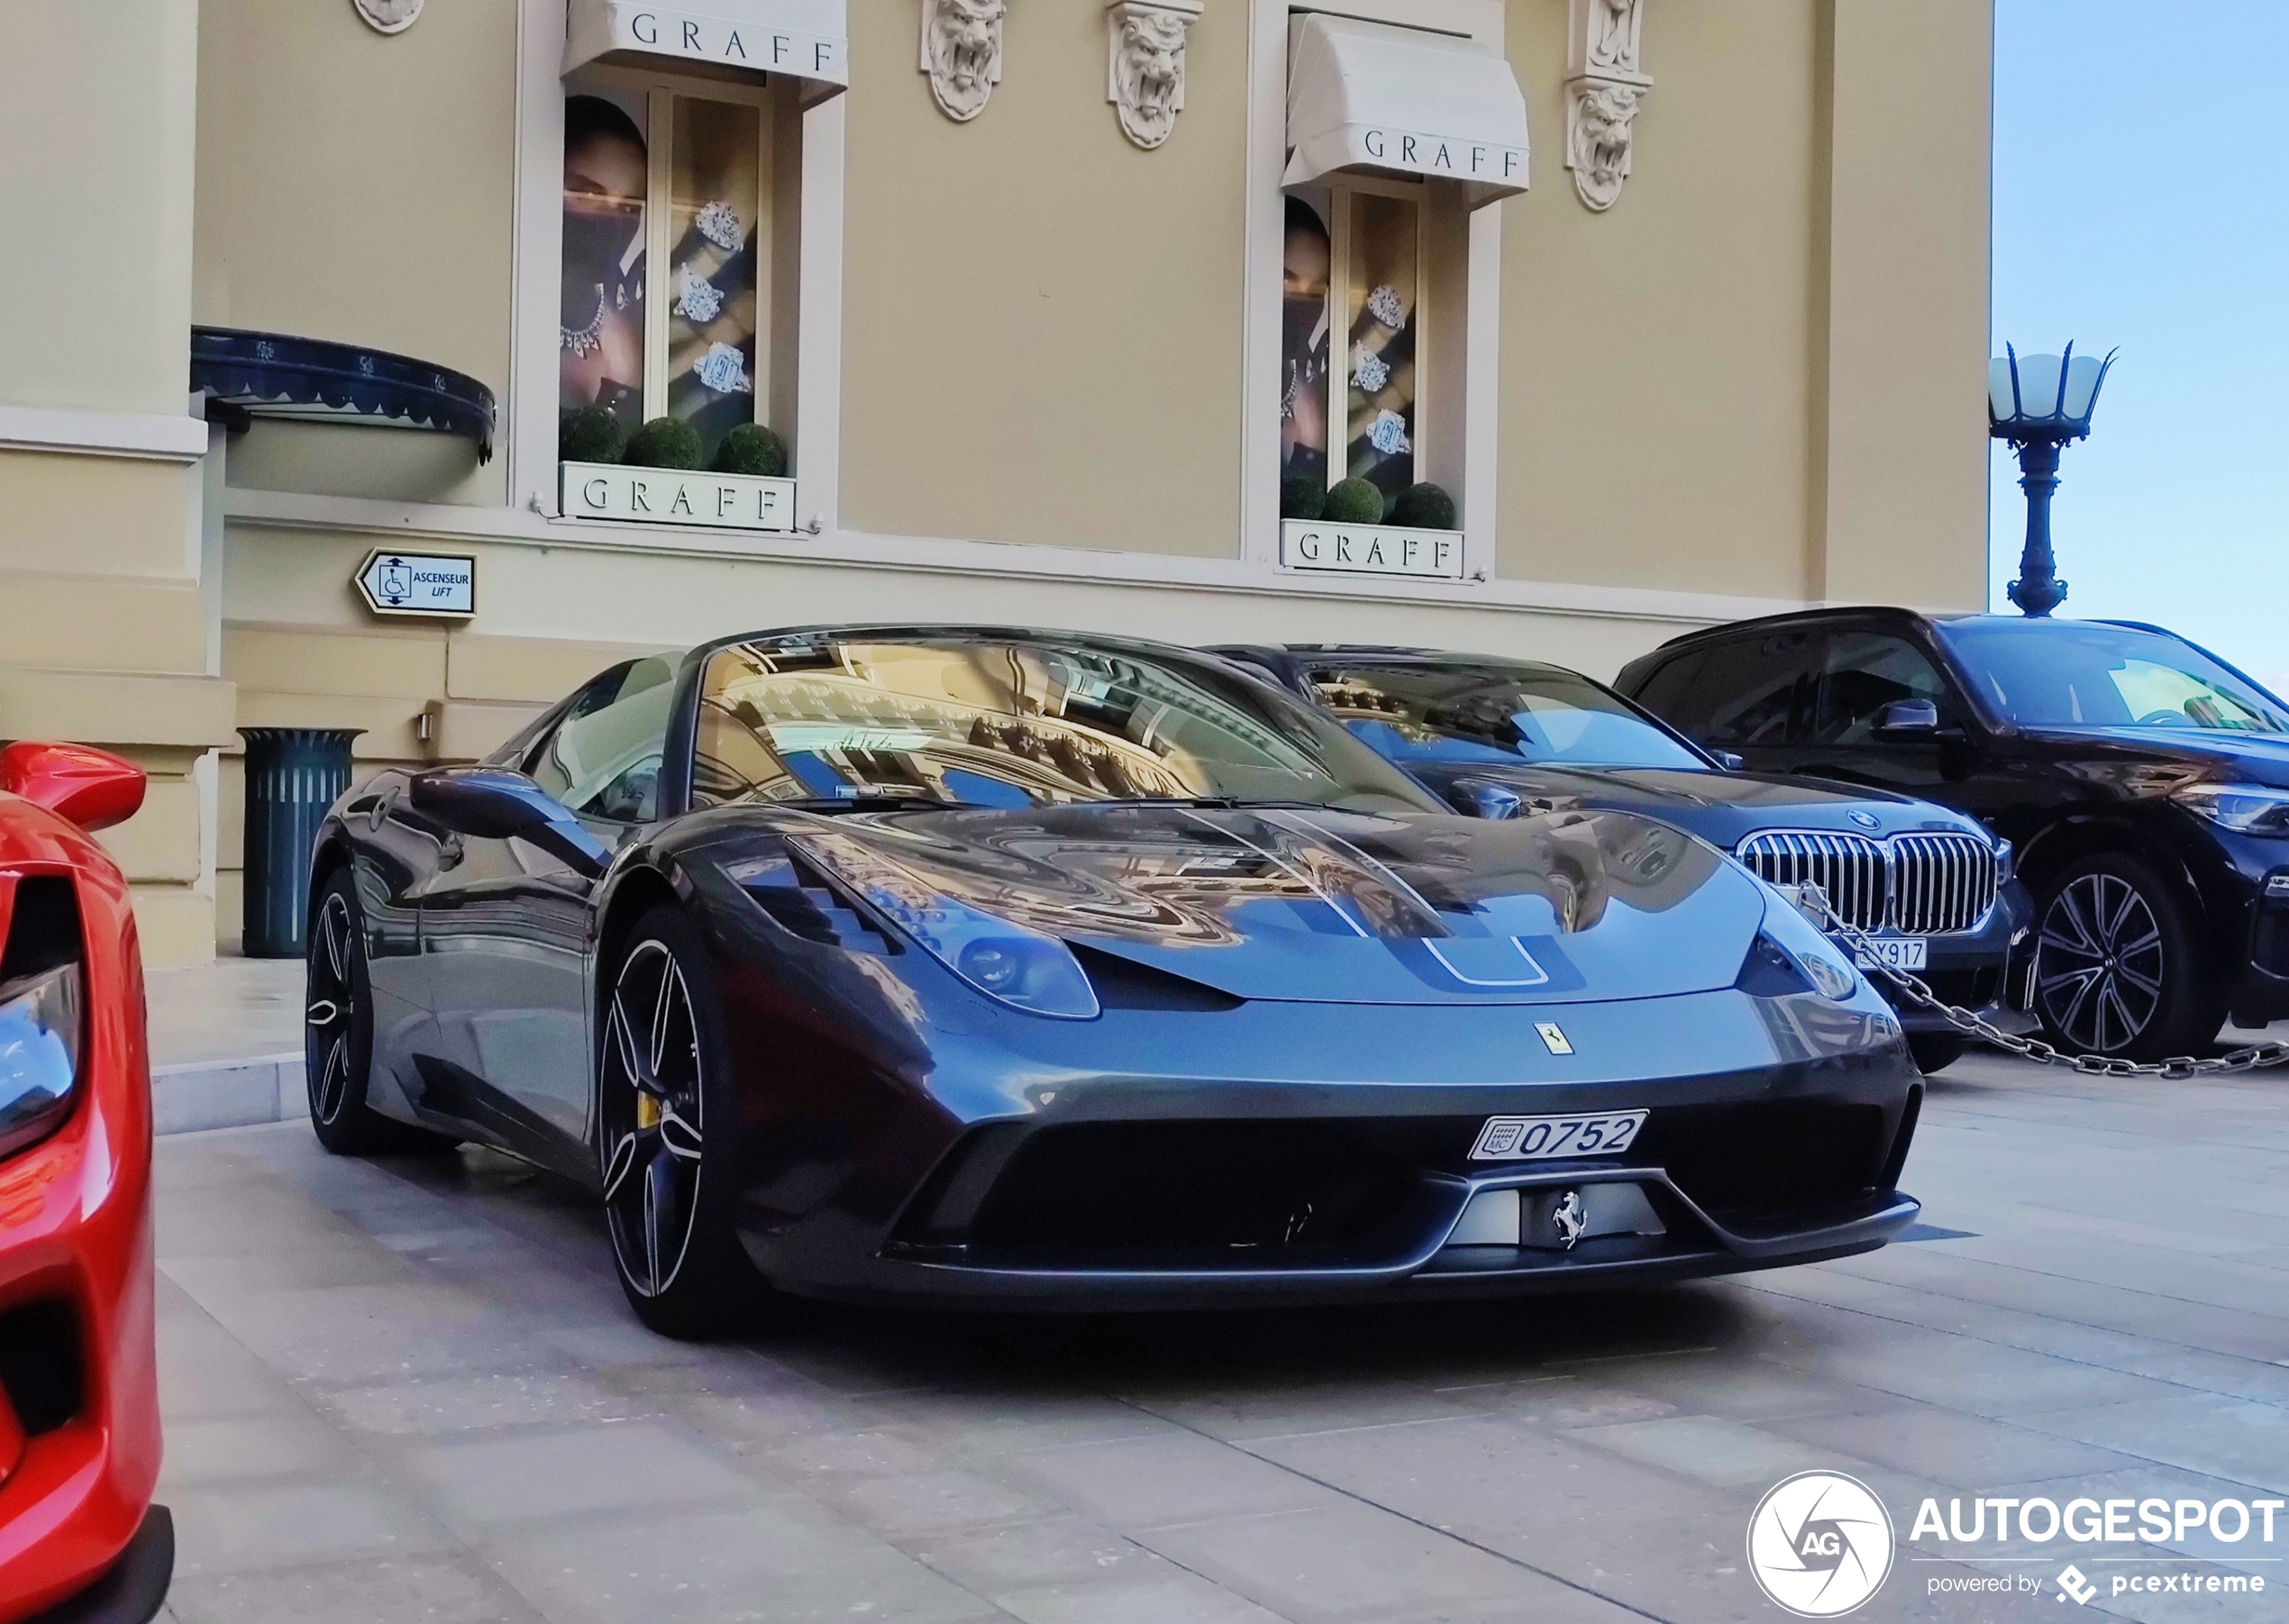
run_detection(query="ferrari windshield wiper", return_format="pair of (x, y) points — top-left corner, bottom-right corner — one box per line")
(771, 795), (968, 814)
(1092, 796), (1326, 810)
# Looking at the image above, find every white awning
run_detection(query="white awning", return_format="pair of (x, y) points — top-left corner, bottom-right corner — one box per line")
(564, 0), (847, 91)
(1284, 14), (1528, 205)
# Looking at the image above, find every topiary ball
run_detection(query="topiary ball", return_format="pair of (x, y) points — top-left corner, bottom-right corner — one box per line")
(1323, 477), (1387, 525)
(559, 406), (628, 465)
(1391, 481), (1457, 530)
(624, 415), (704, 470)
(1281, 473), (1326, 521)
(713, 422), (789, 479)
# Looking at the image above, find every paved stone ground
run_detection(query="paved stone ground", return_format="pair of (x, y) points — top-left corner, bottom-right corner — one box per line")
(147, 1048), (2289, 1624)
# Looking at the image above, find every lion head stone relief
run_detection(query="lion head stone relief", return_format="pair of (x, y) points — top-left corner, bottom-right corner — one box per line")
(1107, 2), (1200, 150)
(922, 0), (1008, 122)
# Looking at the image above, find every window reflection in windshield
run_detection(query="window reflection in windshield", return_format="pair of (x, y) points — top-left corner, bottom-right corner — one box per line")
(691, 635), (1440, 815)
(1938, 620), (2288, 734)
(1307, 660), (1709, 770)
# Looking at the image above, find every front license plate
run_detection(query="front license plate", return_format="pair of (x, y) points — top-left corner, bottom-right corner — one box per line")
(1472, 1110), (1646, 1161)
(1852, 936), (1929, 972)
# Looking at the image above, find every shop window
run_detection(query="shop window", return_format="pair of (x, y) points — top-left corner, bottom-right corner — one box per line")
(1265, 8), (1528, 582)
(1282, 184), (1427, 520)
(559, 69), (795, 529)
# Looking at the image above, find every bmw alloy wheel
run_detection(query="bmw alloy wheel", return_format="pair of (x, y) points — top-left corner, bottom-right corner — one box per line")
(2034, 871), (2165, 1054)
(601, 940), (707, 1299)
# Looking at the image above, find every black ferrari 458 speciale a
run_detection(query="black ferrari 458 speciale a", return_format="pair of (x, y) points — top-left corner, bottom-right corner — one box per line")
(304, 625), (1924, 1335)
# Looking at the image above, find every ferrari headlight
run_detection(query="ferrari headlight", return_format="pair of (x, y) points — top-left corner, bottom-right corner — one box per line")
(2174, 782), (2289, 836)
(0, 963), (83, 1159)
(1756, 890), (1863, 1002)
(790, 834), (1100, 1019)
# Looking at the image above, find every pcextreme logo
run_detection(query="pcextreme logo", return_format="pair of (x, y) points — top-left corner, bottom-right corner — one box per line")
(1747, 1472), (1897, 1617)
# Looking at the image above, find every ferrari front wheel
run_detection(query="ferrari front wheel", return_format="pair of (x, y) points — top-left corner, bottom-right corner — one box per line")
(599, 905), (767, 1338)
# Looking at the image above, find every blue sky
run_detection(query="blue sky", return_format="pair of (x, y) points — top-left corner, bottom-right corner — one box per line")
(1989, 1), (2288, 696)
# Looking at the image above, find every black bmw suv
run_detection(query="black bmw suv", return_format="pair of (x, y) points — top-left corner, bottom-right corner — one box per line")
(1616, 611), (2289, 1060)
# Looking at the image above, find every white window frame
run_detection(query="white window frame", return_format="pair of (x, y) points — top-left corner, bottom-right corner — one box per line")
(510, 0), (845, 528)
(1241, 0), (1507, 578)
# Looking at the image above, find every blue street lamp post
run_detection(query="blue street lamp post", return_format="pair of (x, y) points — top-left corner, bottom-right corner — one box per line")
(1989, 342), (2116, 617)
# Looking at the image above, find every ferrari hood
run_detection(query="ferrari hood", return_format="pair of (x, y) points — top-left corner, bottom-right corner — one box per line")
(781, 802), (1767, 1006)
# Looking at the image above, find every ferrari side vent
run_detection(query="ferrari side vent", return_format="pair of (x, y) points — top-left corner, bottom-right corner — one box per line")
(0, 876), (80, 984)
(1068, 944), (1242, 1011)
(734, 854), (895, 954)
(0, 1300), (83, 1437)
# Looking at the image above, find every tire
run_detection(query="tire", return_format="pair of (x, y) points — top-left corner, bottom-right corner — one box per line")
(1907, 1034), (1968, 1074)
(597, 904), (770, 1339)
(2031, 853), (2225, 1063)
(306, 871), (453, 1156)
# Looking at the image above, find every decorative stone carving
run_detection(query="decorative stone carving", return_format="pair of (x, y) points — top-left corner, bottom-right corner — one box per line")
(1106, 0), (1202, 151)
(351, 0), (423, 33)
(1564, 0), (1650, 211)
(922, 0), (1009, 123)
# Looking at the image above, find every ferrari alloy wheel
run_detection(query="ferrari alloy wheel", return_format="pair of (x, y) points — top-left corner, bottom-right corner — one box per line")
(598, 906), (765, 1337)
(2033, 854), (2221, 1063)
(307, 889), (360, 1128)
(306, 871), (447, 1155)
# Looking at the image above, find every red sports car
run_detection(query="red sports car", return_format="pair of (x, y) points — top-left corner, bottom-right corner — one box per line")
(0, 744), (170, 1624)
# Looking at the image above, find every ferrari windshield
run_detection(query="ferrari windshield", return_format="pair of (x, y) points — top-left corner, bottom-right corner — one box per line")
(1938, 620), (2289, 734)
(691, 633), (1442, 815)
(1303, 658), (1708, 771)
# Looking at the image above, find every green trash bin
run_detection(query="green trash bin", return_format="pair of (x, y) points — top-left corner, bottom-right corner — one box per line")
(239, 727), (362, 959)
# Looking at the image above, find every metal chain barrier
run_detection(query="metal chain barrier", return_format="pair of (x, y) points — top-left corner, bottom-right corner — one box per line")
(1798, 894), (2289, 1080)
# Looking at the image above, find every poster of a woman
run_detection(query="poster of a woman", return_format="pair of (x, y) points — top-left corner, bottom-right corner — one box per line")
(1280, 196), (1332, 515)
(561, 94), (650, 430)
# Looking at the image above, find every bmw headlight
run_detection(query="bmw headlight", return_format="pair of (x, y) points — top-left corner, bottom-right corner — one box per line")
(1756, 890), (1864, 1002)
(0, 963), (83, 1160)
(2174, 782), (2289, 836)
(1993, 837), (2014, 886)
(790, 834), (1099, 1019)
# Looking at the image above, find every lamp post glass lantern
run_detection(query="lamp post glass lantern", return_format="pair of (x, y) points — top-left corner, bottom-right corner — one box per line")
(1989, 341), (2116, 617)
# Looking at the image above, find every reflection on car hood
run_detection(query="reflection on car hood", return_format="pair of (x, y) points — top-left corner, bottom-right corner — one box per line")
(1393, 763), (1985, 844)
(2021, 726), (2289, 787)
(780, 802), (1766, 1006)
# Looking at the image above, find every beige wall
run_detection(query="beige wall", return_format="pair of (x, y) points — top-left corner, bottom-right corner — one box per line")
(0, 2), (232, 968)
(1814, 0), (1993, 607)
(836, 2), (1250, 556)
(0, 4), (197, 416)
(194, 0), (516, 506)
(1498, 0), (1822, 602)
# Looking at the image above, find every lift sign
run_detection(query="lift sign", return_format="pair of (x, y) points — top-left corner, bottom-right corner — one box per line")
(355, 550), (476, 618)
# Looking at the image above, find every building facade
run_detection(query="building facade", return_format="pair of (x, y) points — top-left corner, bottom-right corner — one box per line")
(0, 0), (1993, 963)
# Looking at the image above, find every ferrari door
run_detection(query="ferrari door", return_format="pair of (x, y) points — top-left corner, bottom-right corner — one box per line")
(417, 660), (676, 1163)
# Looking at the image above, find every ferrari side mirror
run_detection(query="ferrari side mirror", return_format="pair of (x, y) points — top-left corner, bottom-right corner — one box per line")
(1711, 750), (1747, 771)
(0, 741), (147, 833)
(1446, 779), (1528, 821)
(409, 769), (610, 877)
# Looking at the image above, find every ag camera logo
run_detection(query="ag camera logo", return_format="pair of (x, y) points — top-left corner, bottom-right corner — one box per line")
(1747, 1471), (1895, 1617)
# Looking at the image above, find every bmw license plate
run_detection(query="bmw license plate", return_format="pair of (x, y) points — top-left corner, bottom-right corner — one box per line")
(1472, 1110), (1646, 1161)
(1852, 936), (1928, 973)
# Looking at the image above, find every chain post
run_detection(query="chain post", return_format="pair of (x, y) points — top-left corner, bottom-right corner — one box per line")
(1793, 891), (2289, 1078)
